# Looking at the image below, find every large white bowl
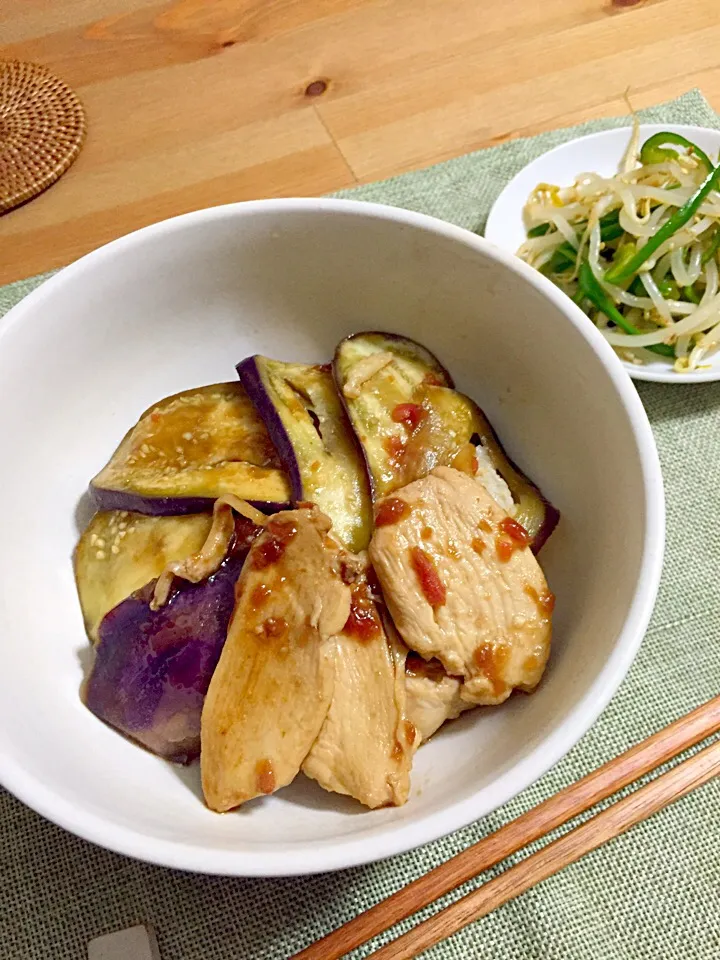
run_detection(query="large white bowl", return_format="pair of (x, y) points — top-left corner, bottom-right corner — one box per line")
(0, 199), (664, 877)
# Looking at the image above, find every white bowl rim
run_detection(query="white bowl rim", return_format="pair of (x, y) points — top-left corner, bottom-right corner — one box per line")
(0, 197), (665, 876)
(485, 123), (720, 384)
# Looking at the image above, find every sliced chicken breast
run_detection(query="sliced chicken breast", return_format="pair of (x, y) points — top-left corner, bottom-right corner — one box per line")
(404, 653), (474, 742)
(201, 507), (350, 812)
(369, 466), (553, 706)
(303, 574), (418, 808)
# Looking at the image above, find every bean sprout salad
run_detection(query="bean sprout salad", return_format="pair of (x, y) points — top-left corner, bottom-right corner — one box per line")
(518, 123), (720, 372)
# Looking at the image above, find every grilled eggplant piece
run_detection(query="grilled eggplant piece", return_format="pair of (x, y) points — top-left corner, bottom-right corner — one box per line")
(90, 383), (290, 515)
(75, 511), (214, 643)
(85, 514), (261, 764)
(201, 506), (351, 811)
(469, 403), (559, 552)
(334, 332), (558, 551)
(237, 357), (372, 552)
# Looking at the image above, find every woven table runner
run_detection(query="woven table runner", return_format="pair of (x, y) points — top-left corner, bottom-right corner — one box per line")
(1, 89), (719, 960)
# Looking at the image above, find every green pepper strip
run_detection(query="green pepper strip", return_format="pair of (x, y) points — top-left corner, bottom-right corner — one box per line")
(639, 132), (713, 174)
(684, 284), (701, 304)
(605, 162), (720, 285)
(702, 227), (720, 265)
(578, 262), (675, 358)
(527, 223), (551, 238)
(527, 209), (621, 241)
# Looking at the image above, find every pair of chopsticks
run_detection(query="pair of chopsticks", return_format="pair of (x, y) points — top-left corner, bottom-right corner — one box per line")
(294, 695), (720, 960)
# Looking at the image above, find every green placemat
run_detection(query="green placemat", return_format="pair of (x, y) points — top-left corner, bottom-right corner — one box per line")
(2, 90), (719, 960)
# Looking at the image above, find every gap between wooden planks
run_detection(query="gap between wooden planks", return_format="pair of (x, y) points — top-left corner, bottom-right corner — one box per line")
(2, 0), (720, 283)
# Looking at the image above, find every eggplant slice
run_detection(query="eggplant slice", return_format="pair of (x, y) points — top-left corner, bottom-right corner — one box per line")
(238, 357), (373, 552)
(90, 383), (291, 515)
(75, 510), (215, 643)
(334, 332), (558, 551)
(85, 514), (261, 764)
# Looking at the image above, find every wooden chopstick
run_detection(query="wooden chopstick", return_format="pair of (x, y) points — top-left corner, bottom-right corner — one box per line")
(293, 695), (720, 960)
(369, 737), (720, 959)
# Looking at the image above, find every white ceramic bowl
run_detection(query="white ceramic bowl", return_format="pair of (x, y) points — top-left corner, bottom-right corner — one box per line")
(0, 199), (664, 876)
(486, 124), (720, 384)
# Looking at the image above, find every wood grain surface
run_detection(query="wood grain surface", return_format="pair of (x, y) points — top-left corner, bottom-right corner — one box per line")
(2, 0), (720, 283)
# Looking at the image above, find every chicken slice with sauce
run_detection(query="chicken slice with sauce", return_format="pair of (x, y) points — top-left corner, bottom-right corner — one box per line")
(369, 466), (553, 706)
(201, 506), (350, 812)
(404, 653), (474, 742)
(303, 573), (419, 809)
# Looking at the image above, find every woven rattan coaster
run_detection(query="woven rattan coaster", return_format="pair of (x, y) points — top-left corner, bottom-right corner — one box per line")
(0, 60), (87, 214)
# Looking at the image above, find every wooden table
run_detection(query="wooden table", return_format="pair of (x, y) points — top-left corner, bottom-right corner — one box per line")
(2, 0), (719, 284)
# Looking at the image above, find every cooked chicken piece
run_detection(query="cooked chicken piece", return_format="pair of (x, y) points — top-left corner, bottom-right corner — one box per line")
(369, 466), (553, 706)
(404, 654), (474, 742)
(201, 507), (350, 812)
(303, 576), (419, 808)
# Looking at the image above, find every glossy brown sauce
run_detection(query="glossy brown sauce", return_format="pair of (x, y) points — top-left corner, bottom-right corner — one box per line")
(409, 546), (446, 607)
(249, 582), (272, 611)
(255, 758), (276, 794)
(524, 583), (556, 617)
(471, 537), (486, 554)
(473, 642), (510, 697)
(261, 616), (288, 639)
(383, 434), (406, 464)
(375, 497), (411, 527)
(451, 442), (479, 477)
(446, 539), (461, 560)
(403, 720), (417, 746)
(343, 581), (382, 641)
(251, 518), (298, 569)
(495, 533), (515, 563)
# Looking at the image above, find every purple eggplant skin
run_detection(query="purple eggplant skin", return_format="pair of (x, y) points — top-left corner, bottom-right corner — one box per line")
(85, 516), (260, 764)
(237, 357), (373, 552)
(528, 500), (560, 554)
(88, 487), (286, 517)
(337, 332), (455, 387)
(236, 356), (304, 500)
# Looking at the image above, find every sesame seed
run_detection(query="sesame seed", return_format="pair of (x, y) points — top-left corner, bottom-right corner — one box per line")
(95, 538), (105, 548)
(119, 530), (127, 539)
(89, 533), (98, 546)
(95, 550), (106, 560)
(111, 544), (120, 555)
(182, 432), (193, 441)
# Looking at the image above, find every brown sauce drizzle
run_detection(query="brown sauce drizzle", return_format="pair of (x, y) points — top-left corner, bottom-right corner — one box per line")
(343, 581), (382, 641)
(255, 759), (276, 794)
(473, 642), (510, 697)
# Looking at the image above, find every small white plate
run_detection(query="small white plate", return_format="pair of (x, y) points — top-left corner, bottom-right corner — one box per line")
(486, 124), (720, 383)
